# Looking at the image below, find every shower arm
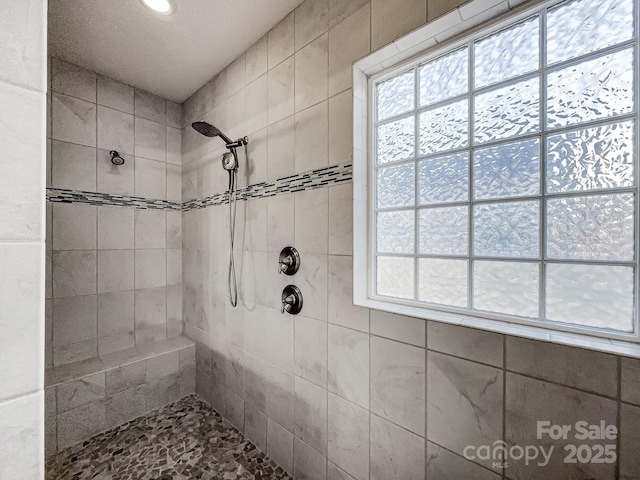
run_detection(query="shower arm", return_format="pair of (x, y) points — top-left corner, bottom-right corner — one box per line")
(224, 136), (249, 149)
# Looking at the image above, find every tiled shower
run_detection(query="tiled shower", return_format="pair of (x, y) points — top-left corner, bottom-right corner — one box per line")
(2, 0), (640, 478)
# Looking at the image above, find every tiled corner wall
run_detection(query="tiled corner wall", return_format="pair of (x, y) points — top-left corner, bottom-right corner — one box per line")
(180, 0), (640, 479)
(45, 338), (195, 456)
(0, 0), (47, 478)
(45, 58), (184, 367)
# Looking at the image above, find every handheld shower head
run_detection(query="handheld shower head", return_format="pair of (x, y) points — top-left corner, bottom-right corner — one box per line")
(191, 121), (234, 145)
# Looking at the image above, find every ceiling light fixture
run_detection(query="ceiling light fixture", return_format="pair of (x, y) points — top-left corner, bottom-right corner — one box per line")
(140, 0), (174, 15)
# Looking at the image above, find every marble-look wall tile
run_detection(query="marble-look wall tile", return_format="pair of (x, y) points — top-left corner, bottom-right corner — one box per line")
(167, 126), (182, 165)
(56, 372), (105, 412)
(45, 387), (57, 456)
(226, 390), (245, 431)
(295, 188), (329, 254)
(426, 441), (501, 480)
(268, 56), (295, 125)
(328, 324), (369, 409)
(506, 336), (618, 396)
(267, 116), (295, 180)
(135, 157), (167, 199)
(371, 0), (427, 50)
(294, 437), (327, 480)
(0, 244), (43, 400)
(134, 89), (166, 124)
(620, 403), (640, 480)
(97, 290), (134, 339)
(267, 193), (295, 251)
(370, 336), (425, 435)
(328, 393), (369, 480)
(135, 249), (166, 289)
(52, 295), (97, 347)
(328, 255), (369, 332)
(295, 315), (328, 387)
(295, 0), (328, 50)
(328, 183), (352, 255)
(52, 203), (97, 250)
(246, 36), (268, 85)
(226, 55), (246, 96)
(97, 106), (134, 155)
(51, 59), (96, 102)
(104, 385), (146, 428)
(245, 74), (268, 135)
(97, 250), (134, 293)
(0, 0), (46, 91)
(52, 251), (97, 298)
(0, 82), (45, 241)
(98, 207), (134, 250)
(370, 414), (425, 480)
(505, 373), (617, 480)
(135, 118), (166, 162)
(0, 392), (43, 479)
(427, 351), (503, 471)
(328, 5), (370, 96)
(328, 89), (353, 165)
(134, 210), (166, 249)
(268, 12), (295, 69)
(295, 376), (328, 454)
(428, 0), (468, 21)
(51, 93), (97, 147)
(295, 254), (328, 322)
(245, 401), (268, 452)
(295, 35), (329, 113)
(370, 310), (425, 348)
(97, 75), (134, 114)
(57, 400), (106, 449)
(428, 322), (503, 367)
(51, 140), (97, 192)
(166, 101), (182, 128)
(622, 357), (640, 406)
(267, 419), (294, 475)
(328, 0), (369, 28)
(105, 361), (146, 396)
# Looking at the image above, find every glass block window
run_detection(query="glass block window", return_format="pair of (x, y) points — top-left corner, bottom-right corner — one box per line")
(372, 0), (637, 335)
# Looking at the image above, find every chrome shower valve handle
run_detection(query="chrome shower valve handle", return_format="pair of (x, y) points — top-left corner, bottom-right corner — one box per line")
(278, 246), (300, 276)
(281, 285), (303, 315)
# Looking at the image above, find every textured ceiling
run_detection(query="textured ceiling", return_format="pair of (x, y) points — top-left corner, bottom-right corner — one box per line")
(48, 0), (302, 102)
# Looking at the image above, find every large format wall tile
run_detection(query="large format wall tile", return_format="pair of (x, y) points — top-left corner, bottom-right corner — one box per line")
(506, 336), (618, 396)
(328, 324), (369, 409)
(426, 441), (501, 480)
(505, 373), (617, 480)
(370, 336), (425, 435)
(328, 393), (369, 480)
(428, 322), (503, 367)
(427, 351), (503, 471)
(370, 414), (425, 480)
(0, 392), (43, 479)
(51, 93), (96, 147)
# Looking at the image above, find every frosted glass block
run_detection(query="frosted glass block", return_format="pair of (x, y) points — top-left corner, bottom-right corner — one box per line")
(474, 16), (539, 88)
(474, 78), (539, 144)
(474, 201), (540, 258)
(473, 139), (540, 200)
(547, 121), (635, 193)
(377, 211), (415, 254)
(546, 263), (634, 332)
(418, 259), (468, 307)
(376, 256), (415, 299)
(419, 47), (468, 106)
(473, 261), (539, 317)
(377, 70), (415, 121)
(377, 163), (415, 208)
(419, 207), (468, 255)
(547, 49), (633, 129)
(377, 116), (415, 164)
(547, 194), (634, 261)
(419, 99), (469, 155)
(547, 0), (634, 65)
(418, 153), (468, 204)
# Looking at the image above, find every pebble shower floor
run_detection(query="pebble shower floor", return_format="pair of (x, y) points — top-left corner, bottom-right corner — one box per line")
(45, 395), (291, 480)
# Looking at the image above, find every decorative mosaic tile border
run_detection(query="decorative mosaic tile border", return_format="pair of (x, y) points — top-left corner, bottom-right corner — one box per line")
(46, 188), (182, 211)
(182, 162), (353, 211)
(46, 162), (353, 212)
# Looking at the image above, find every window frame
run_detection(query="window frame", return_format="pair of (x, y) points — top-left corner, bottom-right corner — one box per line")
(352, 0), (640, 357)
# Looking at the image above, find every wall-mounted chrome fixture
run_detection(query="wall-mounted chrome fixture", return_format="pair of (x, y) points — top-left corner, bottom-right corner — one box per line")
(110, 150), (125, 166)
(281, 285), (303, 315)
(191, 121), (250, 308)
(278, 246), (300, 275)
